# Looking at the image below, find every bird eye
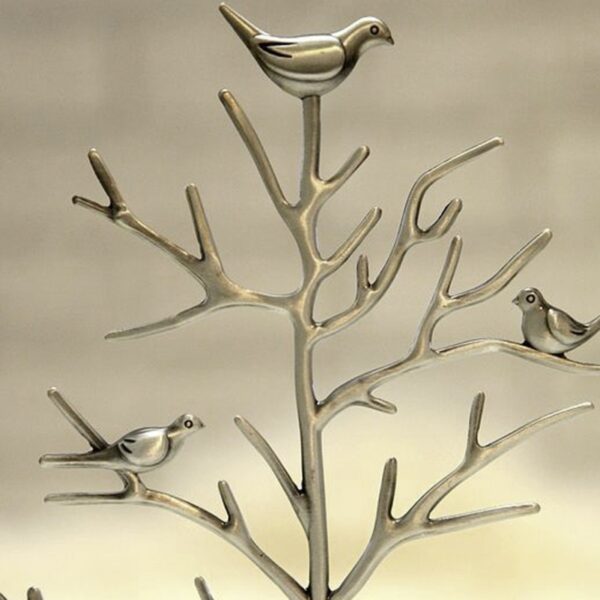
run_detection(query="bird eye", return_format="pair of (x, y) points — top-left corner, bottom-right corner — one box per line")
(370, 25), (380, 35)
(526, 294), (536, 304)
(184, 419), (194, 429)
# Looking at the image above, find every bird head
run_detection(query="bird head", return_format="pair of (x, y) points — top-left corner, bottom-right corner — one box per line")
(336, 17), (394, 59)
(168, 414), (205, 441)
(512, 287), (546, 312)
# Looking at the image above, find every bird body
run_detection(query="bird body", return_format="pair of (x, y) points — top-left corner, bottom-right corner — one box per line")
(219, 4), (394, 98)
(513, 287), (600, 355)
(40, 414), (203, 473)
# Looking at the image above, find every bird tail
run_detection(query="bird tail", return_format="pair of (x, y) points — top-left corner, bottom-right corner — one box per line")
(219, 4), (262, 45)
(39, 452), (96, 468)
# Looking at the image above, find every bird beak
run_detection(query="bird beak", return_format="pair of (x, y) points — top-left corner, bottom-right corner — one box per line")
(387, 35), (395, 45)
(512, 296), (519, 305)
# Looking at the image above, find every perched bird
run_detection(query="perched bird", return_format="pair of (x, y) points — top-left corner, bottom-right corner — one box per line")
(513, 287), (600, 356)
(40, 414), (204, 473)
(219, 3), (394, 98)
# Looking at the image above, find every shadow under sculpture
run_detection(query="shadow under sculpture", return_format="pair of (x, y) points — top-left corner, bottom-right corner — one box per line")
(40, 4), (600, 600)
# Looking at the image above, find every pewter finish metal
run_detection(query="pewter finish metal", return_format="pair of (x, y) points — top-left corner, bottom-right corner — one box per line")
(40, 392), (202, 473)
(42, 389), (306, 600)
(0, 590), (44, 600)
(1, 582), (213, 600)
(219, 4), (393, 98)
(45, 5), (600, 599)
(195, 578), (215, 600)
(332, 396), (593, 599)
(514, 286), (600, 354)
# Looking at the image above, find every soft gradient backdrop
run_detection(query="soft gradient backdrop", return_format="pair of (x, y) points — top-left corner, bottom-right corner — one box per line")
(1, 0), (600, 598)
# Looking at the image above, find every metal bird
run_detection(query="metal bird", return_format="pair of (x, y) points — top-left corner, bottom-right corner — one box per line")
(219, 3), (394, 98)
(513, 287), (600, 355)
(40, 414), (204, 473)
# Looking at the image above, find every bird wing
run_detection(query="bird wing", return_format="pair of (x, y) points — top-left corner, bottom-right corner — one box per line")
(252, 34), (345, 81)
(546, 307), (588, 345)
(118, 427), (170, 467)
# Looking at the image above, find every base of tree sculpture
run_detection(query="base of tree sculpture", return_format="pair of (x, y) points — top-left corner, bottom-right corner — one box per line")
(7, 4), (599, 599)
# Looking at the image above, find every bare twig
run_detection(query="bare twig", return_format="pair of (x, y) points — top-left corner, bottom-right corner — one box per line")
(332, 394), (594, 599)
(235, 417), (309, 531)
(219, 89), (291, 216)
(327, 208), (382, 270)
(41, 390), (306, 600)
(325, 146), (370, 197)
(317, 227), (600, 425)
(73, 149), (288, 340)
(195, 577), (215, 600)
(320, 138), (503, 336)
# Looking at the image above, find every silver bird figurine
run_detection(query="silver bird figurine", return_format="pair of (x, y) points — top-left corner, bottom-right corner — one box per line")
(40, 414), (204, 473)
(219, 3), (394, 98)
(513, 287), (600, 355)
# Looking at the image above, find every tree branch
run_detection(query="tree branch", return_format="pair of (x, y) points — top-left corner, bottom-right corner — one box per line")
(321, 137), (503, 336)
(317, 228), (583, 425)
(219, 89), (291, 215)
(73, 149), (289, 340)
(195, 577), (215, 600)
(325, 146), (370, 197)
(234, 417), (309, 532)
(332, 395), (593, 600)
(40, 390), (306, 600)
(412, 229), (552, 353)
(326, 208), (382, 271)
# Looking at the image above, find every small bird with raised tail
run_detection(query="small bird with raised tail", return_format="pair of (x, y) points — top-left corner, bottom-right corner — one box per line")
(40, 414), (204, 473)
(513, 287), (600, 356)
(219, 3), (394, 98)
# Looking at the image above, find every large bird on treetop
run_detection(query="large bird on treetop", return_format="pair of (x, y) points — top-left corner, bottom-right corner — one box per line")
(219, 3), (394, 98)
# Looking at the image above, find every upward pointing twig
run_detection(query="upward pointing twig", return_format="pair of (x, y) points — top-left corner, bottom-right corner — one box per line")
(332, 395), (594, 600)
(40, 391), (306, 600)
(195, 577), (215, 600)
(186, 184), (222, 265)
(320, 137), (504, 337)
(235, 416), (309, 532)
(219, 89), (290, 216)
(46, 388), (107, 450)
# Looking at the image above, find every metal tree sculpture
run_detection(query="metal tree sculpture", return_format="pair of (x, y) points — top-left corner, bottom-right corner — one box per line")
(41, 5), (599, 600)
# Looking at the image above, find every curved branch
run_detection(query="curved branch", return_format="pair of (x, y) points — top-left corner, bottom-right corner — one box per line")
(321, 137), (503, 336)
(413, 229), (551, 353)
(235, 417), (309, 532)
(318, 336), (600, 427)
(318, 228), (573, 425)
(448, 230), (552, 308)
(104, 301), (216, 340)
(73, 149), (289, 340)
(325, 145), (370, 196)
(327, 207), (382, 271)
(332, 395), (593, 600)
(40, 390), (306, 600)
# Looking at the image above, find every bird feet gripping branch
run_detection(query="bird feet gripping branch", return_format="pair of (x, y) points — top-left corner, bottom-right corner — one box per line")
(219, 3), (394, 98)
(513, 287), (600, 356)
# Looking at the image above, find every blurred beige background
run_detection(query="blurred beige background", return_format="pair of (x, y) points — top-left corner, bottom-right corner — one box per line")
(2, 0), (600, 598)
